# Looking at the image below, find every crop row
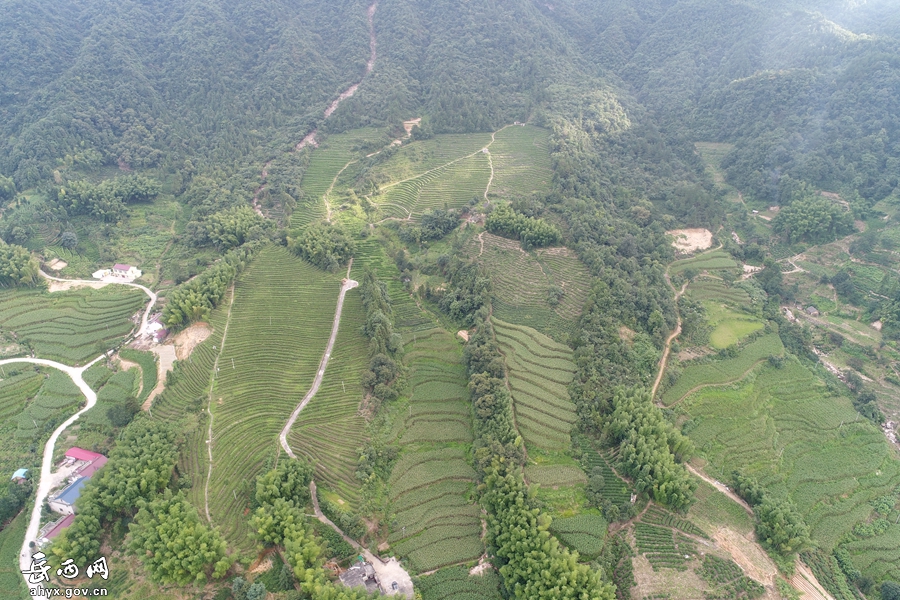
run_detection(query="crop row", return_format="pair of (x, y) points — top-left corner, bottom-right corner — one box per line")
(642, 506), (708, 539)
(548, 514), (608, 557)
(417, 565), (502, 600)
(525, 464), (587, 487)
(575, 435), (632, 504)
(661, 333), (784, 405)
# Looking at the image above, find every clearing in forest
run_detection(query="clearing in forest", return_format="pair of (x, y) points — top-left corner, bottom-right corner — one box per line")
(387, 327), (483, 573)
(205, 246), (345, 549)
(492, 319), (577, 452)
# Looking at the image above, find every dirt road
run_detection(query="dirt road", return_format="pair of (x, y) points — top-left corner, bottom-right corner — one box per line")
(651, 279), (688, 397)
(280, 276), (359, 457)
(1, 355), (106, 597)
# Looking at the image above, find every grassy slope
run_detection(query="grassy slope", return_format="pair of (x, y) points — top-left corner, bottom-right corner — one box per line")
(0, 286), (146, 364)
(207, 246), (340, 550)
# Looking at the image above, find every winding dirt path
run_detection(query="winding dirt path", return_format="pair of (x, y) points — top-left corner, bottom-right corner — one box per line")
(204, 285), (236, 522)
(279, 275), (359, 457)
(651, 279), (688, 397)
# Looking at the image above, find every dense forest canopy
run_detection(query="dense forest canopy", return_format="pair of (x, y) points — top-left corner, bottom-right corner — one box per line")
(2, 0), (900, 598)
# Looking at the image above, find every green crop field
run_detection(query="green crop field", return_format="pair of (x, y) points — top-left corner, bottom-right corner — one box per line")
(294, 128), (384, 228)
(472, 233), (590, 342)
(671, 250), (738, 276)
(683, 358), (900, 567)
(417, 565), (502, 600)
(388, 327), (483, 573)
(488, 125), (553, 198)
(493, 319), (577, 452)
(118, 349), (158, 404)
(206, 246), (346, 549)
(688, 280), (751, 306)
(549, 514), (608, 558)
(388, 448), (482, 572)
(0, 512), (27, 599)
(0, 286), (146, 364)
(697, 555), (765, 600)
(703, 302), (764, 349)
(641, 506), (708, 539)
(575, 435), (632, 505)
(661, 333), (783, 405)
(287, 289), (368, 503)
(525, 464), (587, 487)
(365, 133), (492, 184)
(375, 153), (491, 219)
(634, 522), (698, 571)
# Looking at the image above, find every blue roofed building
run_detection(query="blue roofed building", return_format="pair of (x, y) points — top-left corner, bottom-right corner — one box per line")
(48, 477), (88, 515)
(11, 468), (28, 482)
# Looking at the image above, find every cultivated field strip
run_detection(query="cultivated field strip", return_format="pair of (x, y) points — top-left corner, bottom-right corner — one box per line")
(489, 125), (553, 198)
(0, 287), (146, 364)
(670, 249), (738, 275)
(351, 237), (432, 331)
(688, 279), (751, 305)
(388, 327), (483, 573)
(295, 128), (383, 228)
(575, 435), (632, 505)
(287, 290), (368, 504)
(471, 233), (590, 342)
(548, 514), (608, 558)
(206, 247), (341, 549)
(492, 319), (577, 452)
(369, 133), (493, 182)
(685, 359), (900, 552)
(387, 448), (481, 572)
(660, 333), (783, 405)
(377, 153), (491, 219)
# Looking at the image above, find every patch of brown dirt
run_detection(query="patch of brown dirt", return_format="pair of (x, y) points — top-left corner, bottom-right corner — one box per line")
(792, 561), (836, 600)
(47, 280), (108, 293)
(457, 330), (470, 342)
(173, 323), (211, 360)
(46, 259), (68, 271)
(668, 228), (714, 253)
(143, 344), (176, 411)
(713, 527), (777, 586)
(403, 118), (422, 135)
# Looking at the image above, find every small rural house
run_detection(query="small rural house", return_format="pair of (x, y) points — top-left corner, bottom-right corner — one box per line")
(806, 306), (820, 317)
(38, 514), (75, 547)
(11, 468), (28, 483)
(49, 477), (88, 515)
(112, 263), (142, 279)
(47, 448), (108, 516)
(339, 561), (380, 594)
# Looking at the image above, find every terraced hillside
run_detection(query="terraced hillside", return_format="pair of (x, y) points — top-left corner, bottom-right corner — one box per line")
(670, 249), (737, 276)
(489, 124), (553, 198)
(287, 289), (368, 504)
(683, 358), (900, 561)
(294, 128), (383, 227)
(206, 246), (342, 549)
(387, 327), (483, 573)
(472, 233), (591, 342)
(0, 286), (146, 364)
(493, 319), (577, 452)
(376, 153), (491, 219)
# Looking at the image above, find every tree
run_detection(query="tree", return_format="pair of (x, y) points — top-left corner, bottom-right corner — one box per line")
(0, 175), (15, 201)
(0, 243), (40, 287)
(882, 581), (900, 600)
(60, 231), (78, 249)
(127, 490), (230, 585)
(754, 497), (810, 558)
(287, 223), (356, 271)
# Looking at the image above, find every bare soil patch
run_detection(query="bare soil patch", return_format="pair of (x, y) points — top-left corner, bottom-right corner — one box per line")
(47, 280), (108, 293)
(403, 118), (421, 136)
(668, 228), (713, 253)
(713, 527), (777, 586)
(173, 323), (212, 360)
(457, 330), (470, 342)
(144, 344), (176, 411)
(792, 561), (836, 600)
(46, 259), (68, 271)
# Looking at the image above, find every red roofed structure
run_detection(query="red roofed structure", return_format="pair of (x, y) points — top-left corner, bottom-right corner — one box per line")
(79, 455), (108, 478)
(65, 447), (104, 462)
(42, 514), (75, 541)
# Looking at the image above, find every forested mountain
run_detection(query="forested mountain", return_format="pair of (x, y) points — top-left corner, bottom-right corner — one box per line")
(2, 1), (900, 599)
